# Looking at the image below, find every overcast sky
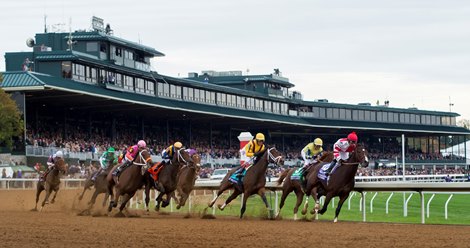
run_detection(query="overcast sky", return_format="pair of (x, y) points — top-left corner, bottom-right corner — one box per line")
(1, 0), (469, 121)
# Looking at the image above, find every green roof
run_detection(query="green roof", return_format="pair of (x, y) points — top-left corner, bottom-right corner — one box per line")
(65, 31), (165, 56)
(0, 71), (44, 88)
(193, 74), (295, 88)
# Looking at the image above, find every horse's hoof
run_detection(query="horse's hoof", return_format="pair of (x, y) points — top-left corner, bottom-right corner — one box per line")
(31, 208), (38, 212)
(301, 209), (307, 215)
(176, 205), (181, 210)
(78, 196), (83, 201)
(333, 217), (338, 223)
(50, 200), (55, 204)
(114, 212), (126, 218)
(44, 201), (49, 205)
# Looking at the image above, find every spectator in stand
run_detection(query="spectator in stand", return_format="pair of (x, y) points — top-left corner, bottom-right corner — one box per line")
(444, 174), (453, 182)
(2, 168), (6, 178)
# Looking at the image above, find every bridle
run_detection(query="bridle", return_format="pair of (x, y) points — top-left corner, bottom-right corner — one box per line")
(134, 150), (153, 167)
(267, 147), (283, 165)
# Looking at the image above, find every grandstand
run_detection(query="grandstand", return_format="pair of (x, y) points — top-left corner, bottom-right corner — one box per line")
(1, 17), (469, 175)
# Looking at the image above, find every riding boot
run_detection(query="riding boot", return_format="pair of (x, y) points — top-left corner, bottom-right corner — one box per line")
(42, 168), (51, 181)
(237, 168), (246, 178)
(325, 160), (337, 176)
(112, 161), (129, 177)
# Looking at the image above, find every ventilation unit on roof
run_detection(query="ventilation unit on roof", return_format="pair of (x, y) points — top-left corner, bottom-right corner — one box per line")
(314, 99), (328, 103)
(358, 102), (371, 106)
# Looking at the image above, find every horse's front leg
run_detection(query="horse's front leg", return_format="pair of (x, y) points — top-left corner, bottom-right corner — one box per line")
(144, 182), (151, 212)
(50, 187), (59, 204)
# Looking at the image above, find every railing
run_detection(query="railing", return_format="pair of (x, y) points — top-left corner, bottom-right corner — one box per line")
(25, 145), (103, 160)
(1, 178), (469, 224)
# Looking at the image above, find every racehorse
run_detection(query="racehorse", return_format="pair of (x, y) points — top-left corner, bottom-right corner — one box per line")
(78, 160), (114, 210)
(34, 157), (67, 211)
(143, 147), (194, 211)
(276, 152), (334, 219)
(302, 143), (368, 222)
(174, 152), (201, 209)
(208, 147), (284, 219)
(106, 149), (154, 216)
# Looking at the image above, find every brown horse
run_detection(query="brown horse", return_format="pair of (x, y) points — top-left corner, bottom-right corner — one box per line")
(174, 152), (201, 209)
(106, 149), (154, 216)
(34, 157), (67, 211)
(276, 152), (334, 220)
(302, 143), (368, 222)
(144, 147), (193, 211)
(78, 160), (114, 210)
(208, 147), (284, 219)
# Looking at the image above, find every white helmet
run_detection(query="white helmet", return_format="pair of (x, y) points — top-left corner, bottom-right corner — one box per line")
(55, 151), (63, 158)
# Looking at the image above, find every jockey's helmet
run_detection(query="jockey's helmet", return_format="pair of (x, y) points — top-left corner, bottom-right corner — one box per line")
(313, 138), (323, 146)
(137, 140), (147, 148)
(347, 132), (358, 142)
(174, 142), (183, 149)
(55, 150), (63, 158)
(107, 147), (115, 153)
(255, 133), (265, 141)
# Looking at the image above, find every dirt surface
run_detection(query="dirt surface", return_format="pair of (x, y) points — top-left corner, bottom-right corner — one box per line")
(1, 189), (469, 248)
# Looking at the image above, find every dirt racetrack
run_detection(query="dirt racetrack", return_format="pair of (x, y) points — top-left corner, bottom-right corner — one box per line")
(0, 189), (469, 248)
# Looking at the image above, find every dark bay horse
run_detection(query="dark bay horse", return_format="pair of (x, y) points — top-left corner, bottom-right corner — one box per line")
(174, 152), (201, 209)
(302, 144), (368, 222)
(78, 160), (114, 210)
(276, 152), (334, 220)
(144, 147), (193, 212)
(34, 158), (67, 211)
(106, 149), (154, 216)
(208, 147), (284, 219)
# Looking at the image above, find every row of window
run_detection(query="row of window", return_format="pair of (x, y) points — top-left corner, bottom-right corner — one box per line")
(64, 62), (457, 126)
(309, 106), (456, 126)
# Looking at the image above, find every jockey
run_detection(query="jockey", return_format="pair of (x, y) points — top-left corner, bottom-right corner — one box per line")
(324, 132), (358, 175)
(92, 147), (117, 181)
(234, 133), (266, 178)
(299, 138), (323, 177)
(161, 142), (183, 164)
(112, 140), (147, 177)
(42, 150), (63, 180)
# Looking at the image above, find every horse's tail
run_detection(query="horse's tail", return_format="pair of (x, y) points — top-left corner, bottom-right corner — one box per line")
(277, 168), (291, 185)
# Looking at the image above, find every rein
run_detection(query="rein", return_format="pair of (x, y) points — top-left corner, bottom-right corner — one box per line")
(133, 150), (151, 167)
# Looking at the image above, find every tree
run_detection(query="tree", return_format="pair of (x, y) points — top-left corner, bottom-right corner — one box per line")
(457, 119), (470, 130)
(0, 73), (24, 149)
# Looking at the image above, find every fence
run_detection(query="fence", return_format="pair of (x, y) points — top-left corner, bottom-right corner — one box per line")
(1, 177), (469, 224)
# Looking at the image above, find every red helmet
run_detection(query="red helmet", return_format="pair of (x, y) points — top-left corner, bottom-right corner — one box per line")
(347, 132), (358, 142)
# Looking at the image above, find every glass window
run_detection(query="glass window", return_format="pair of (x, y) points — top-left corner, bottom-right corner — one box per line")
(364, 111), (371, 121)
(326, 108), (333, 119)
(393, 113), (399, 123)
(175, 86), (182, 99)
(388, 112), (393, 123)
(272, 102), (280, 113)
(72, 63), (85, 81)
(146, 80), (155, 95)
(135, 78), (145, 93)
(352, 110), (359, 120)
(339, 109), (346, 119)
(264, 101), (272, 112)
(86, 42), (98, 52)
(200, 90), (206, 102)
(163, 83), (169, 97)
(210, 92), (216, 104)
(170, 85), (176, 97)
(332, 108), (339, 119)
(115, 73), (122, 87)
(188, 87), (194, 100)
(124, 75), (134, 91)
(61, 61), (72, 78)
(194, 89), (200, 101)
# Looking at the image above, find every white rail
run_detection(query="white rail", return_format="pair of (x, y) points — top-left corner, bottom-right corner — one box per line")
(1, 178), (469, 224)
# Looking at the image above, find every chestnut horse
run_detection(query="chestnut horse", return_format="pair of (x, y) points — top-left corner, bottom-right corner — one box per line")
(302, 143), (368, 222)
(143, 147), (193, 211)
(106, 149), (154, 216)
(174, 152), (201, 209)
(276, 152), (334, 219)
(208, 147), (284, 219)
(34, 157), (67, 211)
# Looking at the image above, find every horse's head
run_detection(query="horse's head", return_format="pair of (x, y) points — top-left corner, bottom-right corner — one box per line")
(137, 149), (154, 167)
(173, 147), (194, 167)
(350, 143), (369, 167)
(266, 147), (284, 167)
(191, 153), (202, 173)
(54, 158), (67, 174)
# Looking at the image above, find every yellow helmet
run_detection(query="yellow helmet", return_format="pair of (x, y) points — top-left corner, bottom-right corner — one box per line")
(314, 138), (323, 146)
(174, 142), (183, 149)
(255, 133), (265, 141)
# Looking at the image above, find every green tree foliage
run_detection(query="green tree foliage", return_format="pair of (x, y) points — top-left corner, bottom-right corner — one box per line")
(0, 73), (24, 148)
(457, 119), (470, 130)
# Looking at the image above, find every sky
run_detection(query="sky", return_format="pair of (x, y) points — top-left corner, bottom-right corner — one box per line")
(1, 0), (469, 121)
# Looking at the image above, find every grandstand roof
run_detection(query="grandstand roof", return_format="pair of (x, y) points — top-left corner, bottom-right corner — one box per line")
(2, 71), (469, 135)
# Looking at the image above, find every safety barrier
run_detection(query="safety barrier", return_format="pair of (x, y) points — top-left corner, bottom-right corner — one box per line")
(1, 178), (469, 224)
